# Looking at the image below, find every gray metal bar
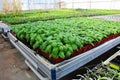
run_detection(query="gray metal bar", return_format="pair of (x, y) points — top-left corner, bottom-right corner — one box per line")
(9, 39), (38, 68)
(8, 32), (17, 42)
(1, 33), (9, 40)
(25, 60), (49, 80)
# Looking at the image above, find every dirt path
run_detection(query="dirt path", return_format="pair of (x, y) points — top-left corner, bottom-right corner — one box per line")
(0, 34), (39, 80)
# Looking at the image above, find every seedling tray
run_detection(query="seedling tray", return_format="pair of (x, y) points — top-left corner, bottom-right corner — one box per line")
(36, 34), (120, 64)
(10, 31), (120, 64)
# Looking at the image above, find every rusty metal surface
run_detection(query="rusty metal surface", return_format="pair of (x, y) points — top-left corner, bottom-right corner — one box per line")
(0, 34), (39, 80)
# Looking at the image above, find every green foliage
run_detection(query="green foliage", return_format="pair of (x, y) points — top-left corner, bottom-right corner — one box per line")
(77, 64), (120, 80)
(1, 9), (120, 24)
(11, 17), (120, 59)
(76, 9), (120, 16)
(0, 9), (80, 24)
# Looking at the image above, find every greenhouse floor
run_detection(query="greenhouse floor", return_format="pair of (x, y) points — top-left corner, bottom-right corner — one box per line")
(0, 34), (39, 80)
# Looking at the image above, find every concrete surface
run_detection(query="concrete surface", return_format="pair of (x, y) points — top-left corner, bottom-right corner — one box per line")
(0, 34), (39, 80)
(92, 14), (120, 22)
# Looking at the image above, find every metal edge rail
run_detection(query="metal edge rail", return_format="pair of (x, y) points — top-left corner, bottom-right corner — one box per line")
(8, 32), (51, 80)
(8, 32), (120, 80)
(25, 60), (49, 80)
(17, 41), (52, 77)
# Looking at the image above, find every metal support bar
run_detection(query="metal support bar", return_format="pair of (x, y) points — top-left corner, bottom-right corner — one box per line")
(1, 33), (9, 40)
(25, 60), (49, 80)
(51, 68), (56, 80)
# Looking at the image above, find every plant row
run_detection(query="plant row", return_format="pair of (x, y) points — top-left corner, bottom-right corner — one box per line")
(1, 9), (120, 24)
(0, 9), (80, 24)
(76, 9), (120, 16)
(11, 17), (120, 59)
